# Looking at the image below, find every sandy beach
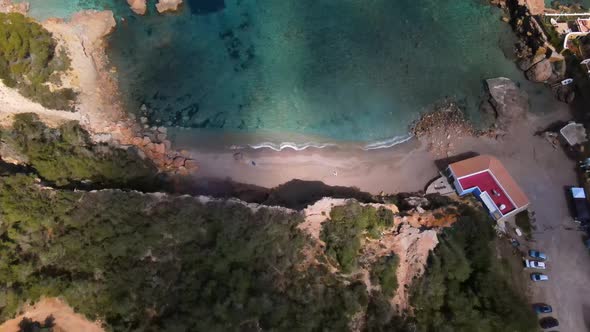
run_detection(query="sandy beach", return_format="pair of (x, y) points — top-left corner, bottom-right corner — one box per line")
(174, 104), (571, 195)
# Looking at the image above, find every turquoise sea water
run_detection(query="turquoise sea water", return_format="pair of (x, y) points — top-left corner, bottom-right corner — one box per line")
(20, 0), (558, 146)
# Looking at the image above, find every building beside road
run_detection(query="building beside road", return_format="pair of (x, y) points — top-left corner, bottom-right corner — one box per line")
(446, 155), (529, 222)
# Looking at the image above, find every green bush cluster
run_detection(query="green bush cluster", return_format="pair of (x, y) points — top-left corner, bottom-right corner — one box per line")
(0, 13), (75, 110)
(371, 255), (399, 297)
(1, 113), (157, 186)
(0, 175), (370, 331)
(320, 201), (394, 272)
(410, 205), (537, 332)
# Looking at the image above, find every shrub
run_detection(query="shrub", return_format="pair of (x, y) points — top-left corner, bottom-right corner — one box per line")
(371, 255), (399, 297)
(321, 201), (393, 272)
(0, 13), (75, 110)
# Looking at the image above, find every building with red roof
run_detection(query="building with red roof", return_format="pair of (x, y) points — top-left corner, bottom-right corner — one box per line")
(446, 155), (529, 221)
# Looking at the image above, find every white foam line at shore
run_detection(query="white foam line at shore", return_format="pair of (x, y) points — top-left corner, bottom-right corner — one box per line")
(244, 134), (414, 151)
(248, 142), (337, 151)
(362, 134), (414, 150)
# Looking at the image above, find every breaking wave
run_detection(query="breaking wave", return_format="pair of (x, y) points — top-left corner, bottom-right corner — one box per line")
(362, 134), (413, 150)
(248, 142), (337, 151)
(245, 134), (413, 151)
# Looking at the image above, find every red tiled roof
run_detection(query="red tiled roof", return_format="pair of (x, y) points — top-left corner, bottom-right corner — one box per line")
(449, 155), (529, 209)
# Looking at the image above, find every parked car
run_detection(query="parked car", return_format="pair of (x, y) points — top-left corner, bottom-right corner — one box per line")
(525, 259), (546, 270)
(529, 249), (547, 261)
(539, 317), (559, 329)
(532, 303), (552, 314)
(570, 187), (590, 223)
(531, 273), (549, 281)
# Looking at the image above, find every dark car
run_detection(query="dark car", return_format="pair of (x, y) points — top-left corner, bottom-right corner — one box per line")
(539, 317), (559, 329)
(533, 303), (552, 314)
(529, 249), (547, 261)
(570, 187), (590, 223)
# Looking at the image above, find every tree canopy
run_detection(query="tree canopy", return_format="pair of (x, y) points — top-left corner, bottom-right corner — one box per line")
(0, 13), (75, 110)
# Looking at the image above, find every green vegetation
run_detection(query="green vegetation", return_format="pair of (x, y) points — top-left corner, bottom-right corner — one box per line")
(0, 13), (75, 110)
(371, 255), (399, 297)
(0, 173), (539, 331)
(410, 204), (537, 332)
(0, 123), (537, 331)
(320, 201), (394, 272)
(0, 175), (371, 331)
(1, 113), (156, 186)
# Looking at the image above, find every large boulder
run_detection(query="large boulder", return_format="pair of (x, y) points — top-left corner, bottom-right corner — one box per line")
(484, 77), (529, 128)
(525, 58), (552, 82)
(127, 0), (147, 15)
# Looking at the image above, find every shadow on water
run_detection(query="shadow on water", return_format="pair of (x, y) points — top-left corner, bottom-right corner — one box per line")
(186, 0), (225, 15)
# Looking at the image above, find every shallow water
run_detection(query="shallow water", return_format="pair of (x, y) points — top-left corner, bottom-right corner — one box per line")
(20, 0), (561, 146)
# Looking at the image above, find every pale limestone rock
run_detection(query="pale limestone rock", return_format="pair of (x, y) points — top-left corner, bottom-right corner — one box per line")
(127, 0), (147, 15)
(156, 0), (183, 13)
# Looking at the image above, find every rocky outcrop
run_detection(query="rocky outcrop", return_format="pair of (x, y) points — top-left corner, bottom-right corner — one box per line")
(0, 141), (28, 164)
(525, 58), (552, 82)
(156, 0), (183, 13)
(127, 0), (147, 15)
(0, 0), (29, 14)
(412, 102), (477, 156)
(483, 77), (529, 128)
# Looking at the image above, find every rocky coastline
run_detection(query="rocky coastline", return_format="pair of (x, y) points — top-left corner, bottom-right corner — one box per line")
(0, 1), (196, 174)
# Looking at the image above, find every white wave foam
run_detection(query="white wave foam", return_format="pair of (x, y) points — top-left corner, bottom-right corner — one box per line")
(246, 134), (413, 152)
(248, 142), (336, 151)
(362, 134), (413, 150)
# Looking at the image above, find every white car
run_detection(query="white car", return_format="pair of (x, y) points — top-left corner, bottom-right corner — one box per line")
(525, 259), (546, 270)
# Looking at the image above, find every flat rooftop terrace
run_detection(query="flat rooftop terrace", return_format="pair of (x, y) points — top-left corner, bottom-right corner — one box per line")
(458, 171), (516, 214)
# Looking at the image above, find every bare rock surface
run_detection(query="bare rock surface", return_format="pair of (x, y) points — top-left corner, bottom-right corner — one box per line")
(0, 0), (28, 14)
(484, 77), (529, 128)
(127, 0), (147, 15)
(525, 58), (552, 82)
(156, 0), (183, 13)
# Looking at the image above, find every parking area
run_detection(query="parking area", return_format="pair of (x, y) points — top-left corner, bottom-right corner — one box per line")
(448, 113), (590, 331)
